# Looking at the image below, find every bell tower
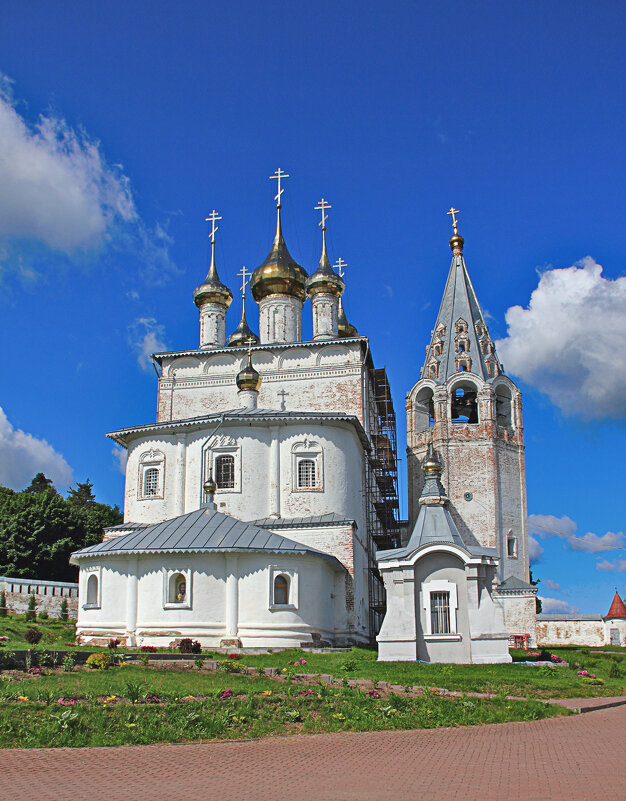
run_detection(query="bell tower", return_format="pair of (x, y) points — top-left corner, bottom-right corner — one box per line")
(406, 211), (530, 590)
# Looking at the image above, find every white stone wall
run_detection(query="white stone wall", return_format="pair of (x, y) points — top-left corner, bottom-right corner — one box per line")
(495, 593), (537, 647)
(536, 617), (626, 647)
(0, 577), (79, 619)
(258, 295), (303, 343)
(75, 552), (348, 648)
(198, 302), (227, 348)
(312, 293), (339, 339)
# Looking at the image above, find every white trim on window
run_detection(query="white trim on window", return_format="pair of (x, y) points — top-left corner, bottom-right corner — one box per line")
(422, 579), (459, 638)
(291, 439), (323, 492)
(268, 566), (298, 610)
(202, 435), (241, 500)
(163, 568), (192, 610)
(138, 449), (166, 500)
(81, 565), (102, 610)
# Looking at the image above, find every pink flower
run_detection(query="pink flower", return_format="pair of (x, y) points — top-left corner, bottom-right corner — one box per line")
(300, 659), (307, 665)
(220, 689), (235, 699)
(366, 690), (382, 698)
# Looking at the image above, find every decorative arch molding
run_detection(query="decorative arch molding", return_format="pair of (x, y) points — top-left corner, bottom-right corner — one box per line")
(316, 344), (352, 366)
(138, 449), (166, 500)
(201, 433), (241, 498)
(202, 353), (239, 375)
(166, 356), (202, 378)
(291, 438), (323, 491)
(278, 347), (315, 370)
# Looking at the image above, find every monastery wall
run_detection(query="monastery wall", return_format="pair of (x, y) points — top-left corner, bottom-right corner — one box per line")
(0, 576), (79, 619)
(536, 616), (626, 647)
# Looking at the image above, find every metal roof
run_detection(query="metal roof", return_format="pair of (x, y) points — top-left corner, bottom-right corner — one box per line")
(537, 613), (603, 621)
(252, 513), (356, 529)
(107, 409), (371, 450)
(71, 507), (343, 568)
(497, 576), (536, 592)
(152, 336), (369, 362)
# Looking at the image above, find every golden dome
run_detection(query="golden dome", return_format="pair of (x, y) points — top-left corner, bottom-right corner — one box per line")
(422, 450), (443, 476)
(193, 245), (233, 309)
(203, 477), (217, 496)
(250, 207), (308, 302)
(306, 243), (345, 298)
(337, 297), (358, 338)
(227, 302), (259, 348)
(236, 353), (262, 392)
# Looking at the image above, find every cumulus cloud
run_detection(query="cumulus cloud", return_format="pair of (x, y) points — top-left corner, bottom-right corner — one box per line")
(496, 258), (626, 419)
(528, 536), (544, 563)
(111, 446), (127, 474)
(528, 513), (625, 554)
(596, 558), (626, 572)
(0, 75), (176, 281)
(0, 406), (73, 490)
(539, 597), (580, 614)
(128, 317), (167, 372)
(543, 579), (561, 591)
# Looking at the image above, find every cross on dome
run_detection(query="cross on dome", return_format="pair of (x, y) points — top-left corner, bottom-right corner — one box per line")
(269, 168), (290, 207)
(315, 198), (331, 231)
(237, 266), (250, 298)
(205, 209), (222, 244)
(334, 258), (347, 279)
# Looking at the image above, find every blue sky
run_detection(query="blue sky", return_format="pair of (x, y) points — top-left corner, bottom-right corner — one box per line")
(0, 1), (624, 613)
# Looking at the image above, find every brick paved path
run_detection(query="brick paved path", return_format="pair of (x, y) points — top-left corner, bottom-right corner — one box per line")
(1, 706), (623, 801)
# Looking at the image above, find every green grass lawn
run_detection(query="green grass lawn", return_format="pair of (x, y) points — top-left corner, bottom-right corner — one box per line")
(0, 664), (568, 749)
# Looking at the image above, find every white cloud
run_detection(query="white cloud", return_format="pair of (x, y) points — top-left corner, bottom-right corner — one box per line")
(528, 536), (544, 563)
(0, 406), (73, 491)
(528, 513), (625, 554)
(539, 597), (580, 614)
(496, 258), (626, 419)
(543, 579), (560, 591)
(111, 446), (127, 474)
(0, 75), (177, 281)
(128, 317), (167, 372)
(596, 558), (626, 573)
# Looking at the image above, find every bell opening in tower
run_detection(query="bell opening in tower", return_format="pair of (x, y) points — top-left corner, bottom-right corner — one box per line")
(451, 382), (479, 424)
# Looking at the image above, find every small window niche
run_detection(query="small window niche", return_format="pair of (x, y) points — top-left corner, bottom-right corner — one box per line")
(138, 449), (165, 500)
(82, 567), (101, 609)
(269, 567), (298, 610)
(292, 439), (323, 492)
(163, 569), (192, 609)
(507, 533), (518, 558)
(450, 381), (479, 424)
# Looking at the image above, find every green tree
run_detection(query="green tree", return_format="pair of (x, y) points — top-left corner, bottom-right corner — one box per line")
(59, 597), (68, 621)
(0, 590), (6, 617)
(24, 593), (37, 622)
(24, 473), (58, 495)
(530, 569), (542, 613)
(67, 479), (96, 507)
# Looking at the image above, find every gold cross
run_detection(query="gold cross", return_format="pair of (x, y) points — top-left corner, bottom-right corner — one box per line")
(334, 258), (347, 279)
(237, 266), (250, 297)
(245, 336), (256, 357)
(269, 168), (290, 207)
(315, 198), (331, 230)
(447, 206), (460, 235)
(205, 209), (222, 244)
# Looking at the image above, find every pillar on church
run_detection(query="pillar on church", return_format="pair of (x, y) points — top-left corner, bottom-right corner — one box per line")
(224, 555), (239, 641)
(258, 295), (303, 343)
(125, 558), (139, 647)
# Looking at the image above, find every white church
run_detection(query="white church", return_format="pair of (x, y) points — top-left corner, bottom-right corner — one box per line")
(72, 175), (536, 662)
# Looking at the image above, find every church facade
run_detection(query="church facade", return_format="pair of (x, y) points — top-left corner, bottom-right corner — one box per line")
(72, 181), (535, 661)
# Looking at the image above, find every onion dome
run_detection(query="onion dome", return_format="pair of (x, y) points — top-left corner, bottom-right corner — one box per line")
(422, 449), (443, 477)
(306, 233), (345, 298)
(337, 297), (358, 338)
(236, 352), (262, 392)
(250, 206), (308, 302)
(203, 477), (217, 497)
(227, 301), (259, 347)
(449, 232), (465, 255)
(194, 244), (233, 309)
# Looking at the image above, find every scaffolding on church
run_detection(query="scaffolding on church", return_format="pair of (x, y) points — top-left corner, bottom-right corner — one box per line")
(365, 366), (401, 636)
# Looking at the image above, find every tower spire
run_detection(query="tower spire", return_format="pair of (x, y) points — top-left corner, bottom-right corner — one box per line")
(421, 212), (500, 381)
(227, 266), (259, 347)
(193, 209), (233, 348)
(333, 258), (358, 338)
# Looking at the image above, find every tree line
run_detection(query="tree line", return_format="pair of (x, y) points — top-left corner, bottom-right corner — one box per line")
(0, 473), (123, 583)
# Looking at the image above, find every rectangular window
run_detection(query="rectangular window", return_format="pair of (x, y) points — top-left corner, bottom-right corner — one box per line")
(430, 591), (451, 634)
(144, 467), (159, 496)
(297, 459), (316, 489)
(507, 536), (518, 558)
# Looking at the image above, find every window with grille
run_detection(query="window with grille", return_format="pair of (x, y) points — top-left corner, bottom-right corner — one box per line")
(144, 467), (159, 496)
(430, 591), (451, 634)
(273, 575), (289, 605)
(297, 459), (316, 488)
(215, 455), (235, 489)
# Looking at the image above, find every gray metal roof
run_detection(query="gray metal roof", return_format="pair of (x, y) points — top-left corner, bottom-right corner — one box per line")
(71, 507), (343, 568)
(107, 410), (370, 450)
(537, 613), (603, 621)
(153, 336), (369, 362)
(422, 250), (503, 382)
(378, 503), (469, 562)
(252, 513), (356, 529)
(498, 576), (536, 592)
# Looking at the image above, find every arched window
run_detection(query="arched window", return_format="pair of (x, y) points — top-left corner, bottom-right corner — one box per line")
(496, 385), (513, 428)
(297, 459), (316, 488)
(86, 574), (98, 606)
(168, 572), (187, 603)
(273, 575), (289, 605)
(215, 455), (235, 489)
(414, 387), (435, 431)
(451, 381), (479, 424)
(143, 467), (159, 496)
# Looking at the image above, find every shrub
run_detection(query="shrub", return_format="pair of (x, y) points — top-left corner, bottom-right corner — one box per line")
(86, 652), (110, 670)
(38, 608), (49, 621)
(24, 627), (43, 645)
(24, 594), (37, 622)
(0, 590), (7, 618)
(340, 657), (359, 672)
(217, 658), (246, 674)
(59, 598), (68, 621)
(609, 661), (622, 678)
(140, 645), (158, 652)
(107, 638), (120, 650)
(178, 638), (202, 654)
(62, 653), (76, 672)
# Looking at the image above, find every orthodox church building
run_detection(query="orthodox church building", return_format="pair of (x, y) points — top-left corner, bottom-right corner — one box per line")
(72, 178), (535, 661)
